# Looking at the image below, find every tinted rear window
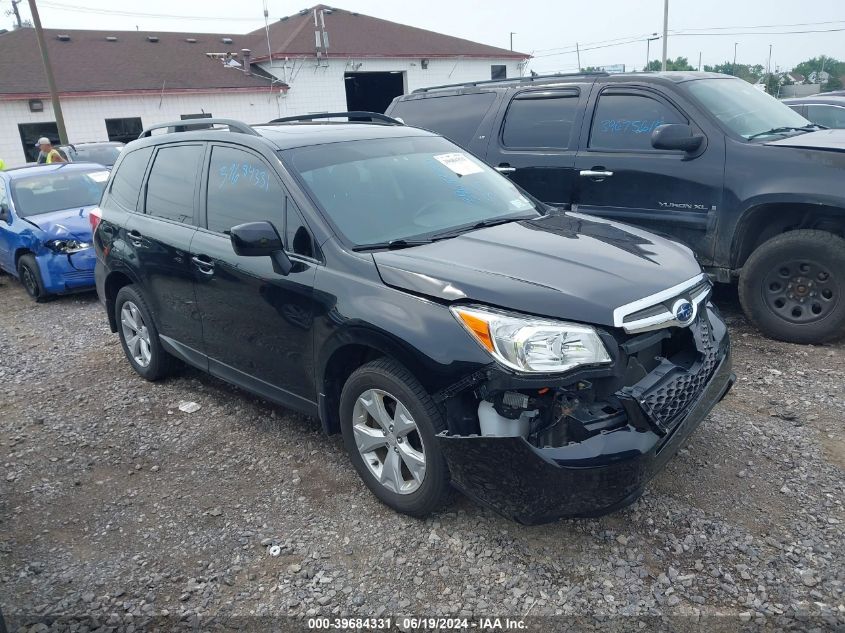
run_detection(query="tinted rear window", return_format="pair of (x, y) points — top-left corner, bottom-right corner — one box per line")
(145, 145), (203, 224)
(390, 92), (497, 147)
(70, 145), (123, 166)
(11, 169), (109, 217)
(502, 93), (579, 148)
(109, 147), (153, 212)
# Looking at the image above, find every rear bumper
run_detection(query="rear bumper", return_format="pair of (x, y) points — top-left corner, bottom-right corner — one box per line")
(438, 321), (734, 525)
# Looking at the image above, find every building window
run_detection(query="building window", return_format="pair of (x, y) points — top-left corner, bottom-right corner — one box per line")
(18, 122), (59, 163)
(177, 112), (213, 132)
(491, 65), (507, 80)
(105, 117), (143, 144)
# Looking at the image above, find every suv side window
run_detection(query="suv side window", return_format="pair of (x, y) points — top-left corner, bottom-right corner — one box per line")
(390, 93), (497, 147)
(807, 104), (845, 128)
(206, 145), (284, 234)
(502, 91), (579, 148)
(145, 145), (203, 224)
(589, 91), (686, 151)
(108, 146), (153, 212)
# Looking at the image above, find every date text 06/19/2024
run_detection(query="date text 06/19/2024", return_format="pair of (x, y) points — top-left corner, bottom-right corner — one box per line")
(307, 617), (528, 630)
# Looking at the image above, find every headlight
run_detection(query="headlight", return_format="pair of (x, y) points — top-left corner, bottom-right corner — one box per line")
(45, 239), (90, 253)
(451, 305), (612, 374)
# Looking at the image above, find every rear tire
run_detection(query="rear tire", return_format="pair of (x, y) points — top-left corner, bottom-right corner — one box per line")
(17, 255), (48, 302)
(114, 285), (177, 380)
(739, 230), (845, 344)
(340, 358), (451, 518)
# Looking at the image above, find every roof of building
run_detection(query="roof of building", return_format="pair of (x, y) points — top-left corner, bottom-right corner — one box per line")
(246, 5), (528, 61)
(0, 27), (272, 98)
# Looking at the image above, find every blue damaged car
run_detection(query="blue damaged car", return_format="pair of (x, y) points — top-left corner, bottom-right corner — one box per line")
(0, 164), (109, 300)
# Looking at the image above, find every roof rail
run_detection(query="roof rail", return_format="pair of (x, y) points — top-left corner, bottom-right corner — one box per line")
(268, 111), (403, 125)
(413, 71), (610, 94)
(138, 118), (260, 139)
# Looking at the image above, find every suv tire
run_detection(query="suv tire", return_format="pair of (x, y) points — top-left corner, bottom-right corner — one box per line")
(339, 358), (451, 518)
(739, 229), (845, 344)
(17, 255), (48, 302)
(115, 285), (177, 380)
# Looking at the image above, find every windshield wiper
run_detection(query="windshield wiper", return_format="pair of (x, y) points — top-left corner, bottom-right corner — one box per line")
(747, 124), (823, 140)
(429, 216), (526, 240)
(352, 238), (434, 252)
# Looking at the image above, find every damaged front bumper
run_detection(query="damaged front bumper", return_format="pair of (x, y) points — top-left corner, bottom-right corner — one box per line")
(438, 307), (734, 525)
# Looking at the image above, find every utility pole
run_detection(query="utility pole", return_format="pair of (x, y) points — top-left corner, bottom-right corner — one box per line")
(576, 42), (581, 71)
(645, 34), (659, 71)
(27, 0), (68, 144)
(509, 32), (515, 51)
(8, 0), (23, 28)
(766, 44), (772, 76)
(661, 0), (668, 71)
(732, 42), (738, 76)
(698, 51), (702, 71)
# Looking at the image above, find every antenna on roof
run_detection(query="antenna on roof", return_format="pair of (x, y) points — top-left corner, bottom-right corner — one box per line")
(313, 7), (329, 64)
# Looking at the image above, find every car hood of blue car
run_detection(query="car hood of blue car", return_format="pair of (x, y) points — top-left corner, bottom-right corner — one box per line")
(23, 205), (96, 242)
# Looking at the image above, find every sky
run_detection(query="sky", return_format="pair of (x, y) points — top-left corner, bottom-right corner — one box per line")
(5, 0), (844, 73)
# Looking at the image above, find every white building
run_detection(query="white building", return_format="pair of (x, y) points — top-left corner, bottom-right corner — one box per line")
(0, 4), (528, 167)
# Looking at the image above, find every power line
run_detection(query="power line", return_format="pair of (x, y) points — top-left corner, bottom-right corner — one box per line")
(38, 0), (264, 22)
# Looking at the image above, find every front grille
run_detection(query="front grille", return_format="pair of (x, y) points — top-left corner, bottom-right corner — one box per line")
(614, 274), (712, 334)
(637, 316), (720, 433)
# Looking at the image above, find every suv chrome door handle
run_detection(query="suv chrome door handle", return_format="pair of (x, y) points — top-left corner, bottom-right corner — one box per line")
(191, 255), (215, 274)
(495, 166), (516, 174)
(579, 169), (614, 178)
(127, 229), (143, 245)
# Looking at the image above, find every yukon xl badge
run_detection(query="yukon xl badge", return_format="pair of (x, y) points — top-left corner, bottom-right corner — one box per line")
(673, 299), (695, 325)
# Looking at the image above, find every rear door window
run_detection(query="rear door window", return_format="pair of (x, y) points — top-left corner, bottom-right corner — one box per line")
(205, 145), (284, 234)
(108, 146), (153, 212)
(390, 92), (497, 147)
(807, 104), (845, 128)
(502, 91), (580, 148)
(589, 91), (687, 151)
(145, 144), (204, 224)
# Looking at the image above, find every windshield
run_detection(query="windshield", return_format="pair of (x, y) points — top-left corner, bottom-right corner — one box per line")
(686, 77), (812, 140)
(283, 135), (541, 247)
(69, 145), (123, 166)
(11, 169), (109, 217)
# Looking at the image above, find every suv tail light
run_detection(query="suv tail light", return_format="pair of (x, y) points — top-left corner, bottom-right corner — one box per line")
(89, 207), (103, 233)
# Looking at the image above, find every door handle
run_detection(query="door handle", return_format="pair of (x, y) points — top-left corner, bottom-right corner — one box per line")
(127, 229), (143, 245)
(579, 169), (614, 178)
(495, 165), (516, 174)
(191, 255), (215, 275)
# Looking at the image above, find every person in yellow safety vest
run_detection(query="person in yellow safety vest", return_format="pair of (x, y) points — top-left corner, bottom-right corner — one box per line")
(37, 137), (66, 164)
(0, 158), (5, 170)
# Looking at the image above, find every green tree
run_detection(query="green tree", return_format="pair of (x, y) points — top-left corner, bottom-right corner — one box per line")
(646, 56), (695, 71)
(793, 56), (845, 90)
(703, 62), (764, 83)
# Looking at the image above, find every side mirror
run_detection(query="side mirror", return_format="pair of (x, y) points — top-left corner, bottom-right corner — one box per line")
(230, 221), (292, 276)
(651, 124), (704, 153)
(0, 203), (9, 223)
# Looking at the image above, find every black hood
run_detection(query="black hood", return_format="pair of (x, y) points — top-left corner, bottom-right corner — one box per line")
(373, 212), (702, 327)
(764, 129), (845, 152)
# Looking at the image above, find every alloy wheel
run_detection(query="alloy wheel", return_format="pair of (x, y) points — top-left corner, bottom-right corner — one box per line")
(21, 265), (38, 297)
(351, 388), (427, 495)
(120, 301), (152, 367)
(763, 259), (838, 324)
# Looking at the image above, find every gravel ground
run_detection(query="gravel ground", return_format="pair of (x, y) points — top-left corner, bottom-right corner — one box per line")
(1, 277), (843, 632)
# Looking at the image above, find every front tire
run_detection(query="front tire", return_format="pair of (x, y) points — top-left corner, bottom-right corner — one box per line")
(114, 285), (177, 381)
(739, 230), (845, 344)
(339, 358), (451, 518)
(17, 255), (48, 302)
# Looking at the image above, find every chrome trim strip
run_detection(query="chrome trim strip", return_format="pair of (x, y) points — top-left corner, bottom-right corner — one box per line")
(613, 273), (710, 333)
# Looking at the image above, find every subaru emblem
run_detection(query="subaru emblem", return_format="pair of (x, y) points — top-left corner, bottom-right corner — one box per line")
(672, 299), (695, 324)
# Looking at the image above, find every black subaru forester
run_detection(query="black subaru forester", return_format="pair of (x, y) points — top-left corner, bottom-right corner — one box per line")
(93, 114), (734, 524)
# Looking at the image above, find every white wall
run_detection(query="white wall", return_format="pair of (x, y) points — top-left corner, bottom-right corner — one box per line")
(0, 56), (523, 167)
(260, 56), (524, 117)
(0, 90), (283, 168)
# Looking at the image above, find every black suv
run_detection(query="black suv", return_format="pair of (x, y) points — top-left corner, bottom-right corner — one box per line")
(387, 71), (845, 344)
(93, 114), (734, 524)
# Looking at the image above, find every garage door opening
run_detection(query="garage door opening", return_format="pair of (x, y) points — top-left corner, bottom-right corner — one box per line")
(344, 71), (405, 114)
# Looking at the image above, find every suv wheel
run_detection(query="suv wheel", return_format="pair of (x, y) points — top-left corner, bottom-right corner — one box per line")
(115, 285), (177, 380)
(17, 255), (47, 302)
(739, 229), (845, 344)
(339, 358), (451, 518)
